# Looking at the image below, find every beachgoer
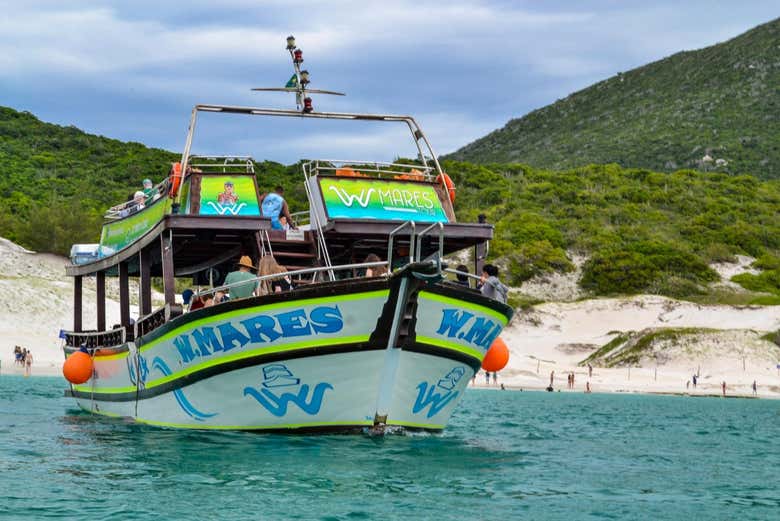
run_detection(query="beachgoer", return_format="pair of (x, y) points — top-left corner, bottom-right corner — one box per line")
(550, 370), (555, 388)
(485, 371), (490, 385)
(364, 253), (388, 277)
(585, 382), (591, 393)
(258, 255), (291, 295)
(24, 350), (33, 377)
(259, 186), (296, 230)
(224, 256), (259, 300)
(571, 371), (575, 389)
(692, 374), (697, 389)
(455, 264), (470, 287)
(721, 381), (726, 397)
(752, 380), (757, 396)
(588, 363), (593, 378)
(492, 372), (498, 385)
(480, 264), (508, 303)
(14, 346), (22, 366)
(500, 383), (505, 390)
(686, 380), (690, 390)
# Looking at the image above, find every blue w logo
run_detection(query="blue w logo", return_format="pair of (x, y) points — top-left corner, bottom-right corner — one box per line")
(244, 383), (333, 417)
(412, 383), (459, 418)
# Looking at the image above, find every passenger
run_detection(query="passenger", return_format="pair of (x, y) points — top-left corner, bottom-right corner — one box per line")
(133, 191), (146, 211)
(189, 296), (205, 311)
(142, 178), (155, 198)
(214, 291), (227, 304)
(480, 264), (508, 303)
(182, 289), (194, 307)
(258, 255), (292, 294)
(455, 264), (470, 287)
(279, 215), (290, 231)
(224, 256), (259, 300)
(259, 186), (296, 230)
(201, 294), (216, 308)
(364, 253), (388, 277)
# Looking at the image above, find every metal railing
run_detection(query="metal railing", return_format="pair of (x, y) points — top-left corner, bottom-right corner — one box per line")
(187, 156), (255, 173)
(104, 181), (167, 221)
(64, 328), (127, 349)
(304, 179), (334, 280)
(189, 260), (390, 308)
(415, 221), (444, 262)
(387, 221), (416, 271)
(302, 159), (435, 181)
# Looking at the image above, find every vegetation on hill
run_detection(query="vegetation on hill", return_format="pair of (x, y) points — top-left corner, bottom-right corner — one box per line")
(1, 106), (779, 302)
(447, 18), (780, 179)
(443, 160), (780, 301)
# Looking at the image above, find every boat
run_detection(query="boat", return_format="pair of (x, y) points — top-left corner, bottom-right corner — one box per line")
(61, 37), (513, 433)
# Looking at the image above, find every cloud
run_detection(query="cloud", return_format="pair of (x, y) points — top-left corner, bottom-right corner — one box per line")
(1, 0), (776, 163)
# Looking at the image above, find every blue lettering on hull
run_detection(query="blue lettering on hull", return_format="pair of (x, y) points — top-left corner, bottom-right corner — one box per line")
(172, 305), (343, 365)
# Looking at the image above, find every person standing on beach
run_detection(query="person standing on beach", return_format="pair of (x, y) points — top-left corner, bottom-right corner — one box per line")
(588, 363), (593, 378)
(24, 350), (33, 377)
(692, 374), (697, 389)
(752, 380), (757, 396)
(571, 372), (575, 389)
(721, 381), (726, 397)
(485, 370), (490, 385)
(492, 372), (498, 385)
(550, 370), (555, 388)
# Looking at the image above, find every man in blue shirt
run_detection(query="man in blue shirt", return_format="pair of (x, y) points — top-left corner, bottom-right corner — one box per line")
(259, 186), (296, 230)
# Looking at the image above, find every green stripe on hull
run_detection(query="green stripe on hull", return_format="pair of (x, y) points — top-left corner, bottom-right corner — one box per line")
(138, 290), (389, 352)
(418, 291), (510, 324)
(416, 335), (485, 361)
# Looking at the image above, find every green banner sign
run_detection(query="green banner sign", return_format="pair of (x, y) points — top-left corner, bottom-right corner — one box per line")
(99, 198), (170, 257)
(199, 176), (259, 216)
(319, 177), (448, 222)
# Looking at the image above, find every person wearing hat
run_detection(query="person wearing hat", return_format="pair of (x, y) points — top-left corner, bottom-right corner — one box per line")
(142, 178), (155, 198)
(223, 256), (259, 300)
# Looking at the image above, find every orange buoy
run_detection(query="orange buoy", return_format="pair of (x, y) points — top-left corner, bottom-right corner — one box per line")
(63, 351), (93, 384)
(435, 172), (455, 203)
(168, 162), (183, 197)
(482, 337), (509, 372)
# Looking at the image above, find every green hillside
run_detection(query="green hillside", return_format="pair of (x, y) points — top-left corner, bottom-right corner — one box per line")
(1, 106), (779, 302)
(447, 18), (780, 179)
(0, 107), (307, 254)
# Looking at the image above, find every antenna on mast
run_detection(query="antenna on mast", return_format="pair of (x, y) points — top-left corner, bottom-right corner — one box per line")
(251, 35), (345, 113)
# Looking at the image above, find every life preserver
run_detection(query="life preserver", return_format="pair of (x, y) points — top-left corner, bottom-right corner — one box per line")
(436, 172), (455, 204)
(336, 167), (366, 177)
(168, 162), (183, 197)
(396, 169), (425, 181)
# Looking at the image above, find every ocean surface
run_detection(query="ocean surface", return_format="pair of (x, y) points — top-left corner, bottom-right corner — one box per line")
(1, 376), (778, 520)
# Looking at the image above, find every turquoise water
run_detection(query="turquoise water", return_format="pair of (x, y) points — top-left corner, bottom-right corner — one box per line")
(2, 376), (778, 520)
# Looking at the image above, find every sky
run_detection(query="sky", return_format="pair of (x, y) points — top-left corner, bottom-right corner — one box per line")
(1, 1), (777, 164)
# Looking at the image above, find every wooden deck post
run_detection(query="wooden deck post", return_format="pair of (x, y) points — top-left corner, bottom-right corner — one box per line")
(96, 270), (106, 331)
(74, 275), (83, 332)
(139, 247), (152, 316)
(161, 232), (176, 307)
(119, 261), (130, 327)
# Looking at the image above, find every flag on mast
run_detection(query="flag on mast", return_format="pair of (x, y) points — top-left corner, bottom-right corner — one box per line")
(285, 74), (298, 88)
